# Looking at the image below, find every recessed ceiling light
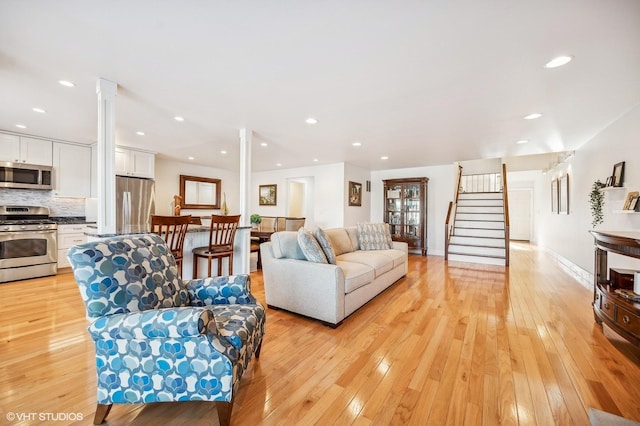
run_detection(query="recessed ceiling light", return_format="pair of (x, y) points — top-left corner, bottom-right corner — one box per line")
(524, 113), (542, 120)
(136, 131), (145, 136)
(313, 158), (319, 162)
(260, 142), (268, 147)
(188, 156), (194, 160)
(59, 80), (75, 87)
(32, 107), (46, 113)
(516, 140), (529, 144)
(381, 156), (389, 160)
(305, 117), (318, 124)
(174, 116), (184, 122)
(276, 163), (282, 167)
(352, 142), (362, 147)
(220, 150), (227, 155)
(15, 124), (27, 129)
(545, 55), (573, 68)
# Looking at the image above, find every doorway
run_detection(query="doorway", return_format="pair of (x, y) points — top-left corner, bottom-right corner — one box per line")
(287, 177), (314, 226)
(508, 188), (532, 241)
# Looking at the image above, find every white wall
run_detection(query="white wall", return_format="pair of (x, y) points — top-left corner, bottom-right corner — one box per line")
(537, 104), (640, 274)
(344, 163), (371, 226)
(155, 158), (240, 217)
(371, 164), (455, 256)
(252, 163), (345, 228)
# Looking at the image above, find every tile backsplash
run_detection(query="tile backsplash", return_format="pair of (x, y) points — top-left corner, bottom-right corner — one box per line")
(0, 189), (85, 217)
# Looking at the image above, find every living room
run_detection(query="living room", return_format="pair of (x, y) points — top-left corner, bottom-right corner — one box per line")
(2, 1), (640, 425)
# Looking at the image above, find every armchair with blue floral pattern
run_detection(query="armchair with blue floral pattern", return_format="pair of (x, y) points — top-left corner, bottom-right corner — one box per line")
(67, 234), (265, 426)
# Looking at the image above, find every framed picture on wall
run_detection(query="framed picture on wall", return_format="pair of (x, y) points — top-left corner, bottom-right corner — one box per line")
(623, 191), (639, 210)
(612, 161), (625, 187)
(348, 181), (362, 206)
(551, 179), (559, 213)
(559, 174), (569, 214)
(259, 184), (277, 206)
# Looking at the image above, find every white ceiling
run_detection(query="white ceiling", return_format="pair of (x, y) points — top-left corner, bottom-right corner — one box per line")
(1, 1), (639, 172)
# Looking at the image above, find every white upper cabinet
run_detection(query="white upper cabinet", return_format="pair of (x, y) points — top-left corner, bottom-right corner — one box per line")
(0, 133), (53, 166)
(52, 142), (91, 197)
(115, 146), (155, 178)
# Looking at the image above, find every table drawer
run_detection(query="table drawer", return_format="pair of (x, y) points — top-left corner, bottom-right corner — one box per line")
(599, 291), (616, 321)
(616, 306), (640, 337)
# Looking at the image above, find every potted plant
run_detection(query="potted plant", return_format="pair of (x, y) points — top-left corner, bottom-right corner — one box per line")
(250, 214), (262, 229)
(589, 180), (606, 228)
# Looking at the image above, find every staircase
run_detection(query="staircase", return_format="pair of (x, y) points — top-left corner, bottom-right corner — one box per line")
(445, 165), (509, 266)
(447, 192), (507, 265)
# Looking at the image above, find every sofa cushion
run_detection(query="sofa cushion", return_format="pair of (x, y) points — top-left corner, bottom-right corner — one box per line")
(357, 223), (393, 250)
(337, 260), (376, 294)
(337, 251), (393, 277)
(297, 228), (328, 263)
(374, 249), (407, 268)
(314, 227), (337, 264)
(325, 228), (355, 256)
(270, 231), (306, 260)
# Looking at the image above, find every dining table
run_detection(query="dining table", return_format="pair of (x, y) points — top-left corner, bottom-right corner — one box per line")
(250, 229), (275, 270)
(250, 229), (275, 242)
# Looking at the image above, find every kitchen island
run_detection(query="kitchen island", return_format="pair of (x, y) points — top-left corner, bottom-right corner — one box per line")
(85, 224), (253, 279)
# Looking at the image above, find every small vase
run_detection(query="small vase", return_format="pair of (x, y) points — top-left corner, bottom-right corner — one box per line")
(221, 193), (229, 216)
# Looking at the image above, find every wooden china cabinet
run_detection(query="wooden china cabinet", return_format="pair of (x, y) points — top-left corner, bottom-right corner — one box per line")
(590, 230), (640, 347)
(383, 177), (428, 256)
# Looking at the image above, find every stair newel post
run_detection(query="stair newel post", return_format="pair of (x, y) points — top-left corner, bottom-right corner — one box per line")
(445, 165), (464, 260)
(502, 163), (510, 267)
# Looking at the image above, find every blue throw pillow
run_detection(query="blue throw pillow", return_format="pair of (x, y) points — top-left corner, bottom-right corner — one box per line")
(297, 228), (328, 263)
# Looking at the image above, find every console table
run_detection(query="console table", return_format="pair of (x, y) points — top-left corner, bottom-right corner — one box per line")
(590, 230), (640, 346)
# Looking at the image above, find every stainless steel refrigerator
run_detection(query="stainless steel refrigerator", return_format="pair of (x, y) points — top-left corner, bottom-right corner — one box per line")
(116, 176), (155, 233)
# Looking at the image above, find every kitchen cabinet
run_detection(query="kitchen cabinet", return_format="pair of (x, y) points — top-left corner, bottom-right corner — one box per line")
(57, 224), (90, 269)
(52, 142), (91, 197)
(383, 177), (428, 255)
(0, 133), (52, 166)
(115, 147), (155, 178)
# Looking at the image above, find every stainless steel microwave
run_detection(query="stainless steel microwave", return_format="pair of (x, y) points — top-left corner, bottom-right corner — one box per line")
(0, 162), (52, 190)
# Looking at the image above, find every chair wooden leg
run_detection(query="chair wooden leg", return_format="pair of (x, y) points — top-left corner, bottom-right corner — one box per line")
(217, 400), (234, 426)
(254, 340), (263, 359)
(208, 256), (213, 277)
(193, 255), (199, 279)
(218, 256), (223, 276)
(228, 254), (233, 275)
(93, 404), (112, 424)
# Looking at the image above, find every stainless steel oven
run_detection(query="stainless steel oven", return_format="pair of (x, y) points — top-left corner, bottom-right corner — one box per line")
(0, 206), (57, 283)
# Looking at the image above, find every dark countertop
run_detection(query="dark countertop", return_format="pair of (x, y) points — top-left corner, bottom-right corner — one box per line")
(50, 216), (96, 225)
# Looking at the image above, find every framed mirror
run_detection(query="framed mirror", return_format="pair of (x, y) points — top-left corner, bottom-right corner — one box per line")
(180, 175), (221, 209)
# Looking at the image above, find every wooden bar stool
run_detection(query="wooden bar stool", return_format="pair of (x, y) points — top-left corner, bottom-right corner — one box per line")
(192, 214), (240, 278)
(151, 215), (191, 276)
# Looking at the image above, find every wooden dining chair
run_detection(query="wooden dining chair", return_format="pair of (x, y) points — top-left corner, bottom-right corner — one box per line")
(151, 215), (191, 276)
(192, 214), (240, 278)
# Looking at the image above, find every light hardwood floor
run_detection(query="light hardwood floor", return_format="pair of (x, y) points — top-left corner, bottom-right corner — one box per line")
(1, 242), (640, 425)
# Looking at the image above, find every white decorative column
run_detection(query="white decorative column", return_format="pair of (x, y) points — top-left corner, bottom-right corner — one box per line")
(238, 128), (252, 274)
(96, 78), (117, 234)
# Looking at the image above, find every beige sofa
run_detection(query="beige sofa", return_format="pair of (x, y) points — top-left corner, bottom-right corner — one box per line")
(260, 226), (408, 327)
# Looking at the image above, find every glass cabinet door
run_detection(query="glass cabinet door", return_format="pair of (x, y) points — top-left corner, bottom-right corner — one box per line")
(386, 184), (402, 238)
(383, 177), (428, 255)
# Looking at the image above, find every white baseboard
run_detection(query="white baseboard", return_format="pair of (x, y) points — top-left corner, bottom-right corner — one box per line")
(541, 247), (593, 290)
